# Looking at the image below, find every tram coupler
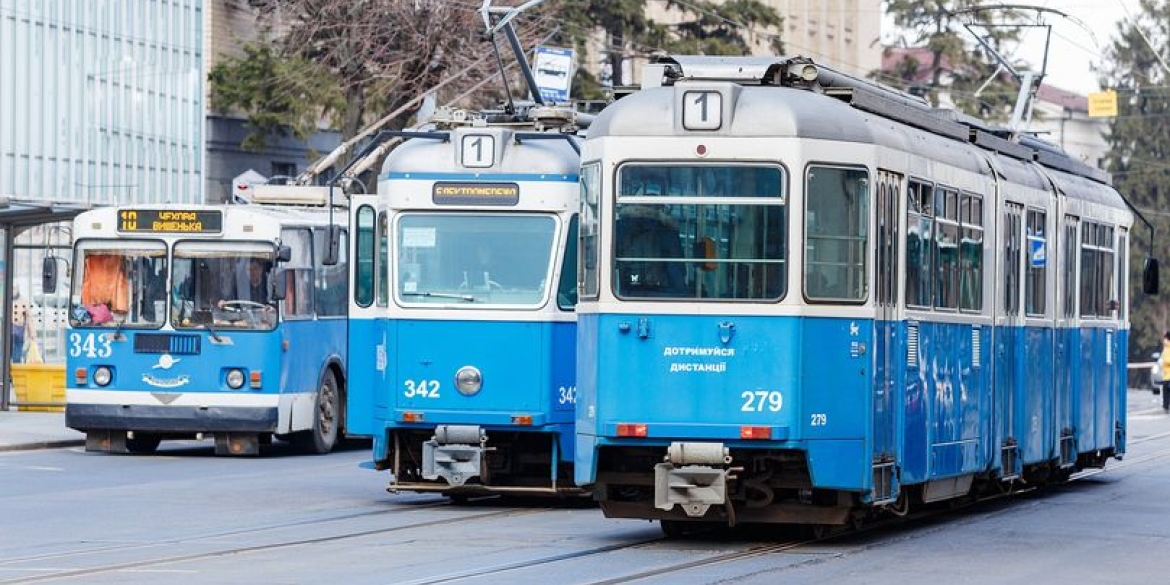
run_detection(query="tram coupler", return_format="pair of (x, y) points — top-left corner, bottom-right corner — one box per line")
(422, 425), (488, 487)
(654, 442), (733, 517)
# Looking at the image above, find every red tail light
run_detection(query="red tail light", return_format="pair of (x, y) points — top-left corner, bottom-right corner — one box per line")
(616, 423), (648, 437)
(740, 426), (772, 440)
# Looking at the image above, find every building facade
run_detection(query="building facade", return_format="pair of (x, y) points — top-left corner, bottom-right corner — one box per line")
(0, 0), (205, 205)
(634, 0), (882, 83)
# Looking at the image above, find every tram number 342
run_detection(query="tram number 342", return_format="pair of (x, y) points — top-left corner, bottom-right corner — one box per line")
(404, 379), (440, 399)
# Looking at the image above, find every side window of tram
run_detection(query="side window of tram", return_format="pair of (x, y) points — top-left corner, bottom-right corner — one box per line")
(933, 188), (959, 310)
(557, 215), (579, 310)
(805, 165), (869, 301)
(1025, 209), (1047, 316)
(905, 180), (933, 308)
(959, 193), (984, 312)
(1079, 222), (1115, 318)
(315, 228), (348, 317)
(377, 212), (390, 307)
(355, 206), (376, 307)
(1003, 204), (1023, 317)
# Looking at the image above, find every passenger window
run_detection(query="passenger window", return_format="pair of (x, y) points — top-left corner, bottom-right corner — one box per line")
(905, 180), (933, 308)
(933, 188), (959, 310)
(355, 206), (375, 307)
(281, 228), (314, 318)
(1025, 209), (1047, 316)
(314, 228), (348, 317)
(558, 215), (579, 310)
(959, 193), (983, 312)
(805, 165), (868, 302)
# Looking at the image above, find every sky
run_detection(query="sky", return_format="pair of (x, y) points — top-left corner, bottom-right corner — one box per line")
(1015, 1), (1130, 96)
(881, 1), (1134, 97)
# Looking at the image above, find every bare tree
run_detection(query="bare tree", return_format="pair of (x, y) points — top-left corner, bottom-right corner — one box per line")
(210, 0), (556, 147)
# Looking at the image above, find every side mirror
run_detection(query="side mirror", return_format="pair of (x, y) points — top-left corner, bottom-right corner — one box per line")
(270, 269), (288, 301)
(323, 225), (341, 266)
(42, 257), (58, 293)
(1143, 257), (1159, 295)
(274, 245), (292, 263)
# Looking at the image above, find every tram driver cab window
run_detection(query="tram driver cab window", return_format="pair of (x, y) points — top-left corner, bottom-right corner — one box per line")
(614, 204), (687, 296)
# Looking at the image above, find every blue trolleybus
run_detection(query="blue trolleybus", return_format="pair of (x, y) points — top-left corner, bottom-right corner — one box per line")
(574, 56), (1157, 533)
(55, 195), (349, 455)
(348, 106), (582, 496)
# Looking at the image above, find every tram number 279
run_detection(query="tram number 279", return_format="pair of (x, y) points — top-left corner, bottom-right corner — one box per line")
(740, 390), (782, 412)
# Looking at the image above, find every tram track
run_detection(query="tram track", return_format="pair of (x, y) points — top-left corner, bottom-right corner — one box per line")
(0, 503), (548, 584)
(9, 434), (1170, 584)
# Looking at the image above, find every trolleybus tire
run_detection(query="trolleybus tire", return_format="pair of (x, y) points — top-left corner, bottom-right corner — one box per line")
(294, 370), (340, 454)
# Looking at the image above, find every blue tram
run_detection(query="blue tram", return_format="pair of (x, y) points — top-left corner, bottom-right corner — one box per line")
(56, 196), (349, 456)
(348, 106), (582, 495)
(573, 56), (1156, 530)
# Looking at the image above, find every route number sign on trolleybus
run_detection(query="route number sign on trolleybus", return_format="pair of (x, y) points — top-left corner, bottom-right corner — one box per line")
(117, 209), (223, 234)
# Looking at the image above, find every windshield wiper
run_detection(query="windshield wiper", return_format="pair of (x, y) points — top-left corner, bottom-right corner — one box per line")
(401, 291), (477, 302)
(199, 322), (224, 343)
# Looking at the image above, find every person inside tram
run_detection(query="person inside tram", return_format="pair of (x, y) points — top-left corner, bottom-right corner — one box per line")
(615, 204), (687, 296)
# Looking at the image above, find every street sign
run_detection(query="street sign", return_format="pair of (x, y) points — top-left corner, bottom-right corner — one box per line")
(533, 46), (574, 103)
(1088, 90), (1118, 118)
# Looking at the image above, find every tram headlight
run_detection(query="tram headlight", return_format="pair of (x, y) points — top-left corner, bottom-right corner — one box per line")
(454, 366), (483, 396)
(226, 369), (246, 390)
(93, 366), (112, 387)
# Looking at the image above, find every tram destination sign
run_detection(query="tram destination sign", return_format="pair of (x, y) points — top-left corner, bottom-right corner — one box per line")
(432, 182), (520, 206)
(117, 209), (223, 234)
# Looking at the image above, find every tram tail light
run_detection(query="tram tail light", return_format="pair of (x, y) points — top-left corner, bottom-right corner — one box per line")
(616, 423), (648, 438)
(249, 371), (262, 389)
(511, 415), (533, 426)
(74, 368), (88, 385)
(740, 426), (772, 440)
(402, 412), (425, 423)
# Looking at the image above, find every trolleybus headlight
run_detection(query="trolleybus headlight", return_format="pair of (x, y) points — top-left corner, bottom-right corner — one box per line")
(93, 366), (112, 387)
(454, 366), (483, 396)
(226, 369), (246, 390)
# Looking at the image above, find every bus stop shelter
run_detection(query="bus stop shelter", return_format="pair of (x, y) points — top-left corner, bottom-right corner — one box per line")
(0, 196), (91, 411)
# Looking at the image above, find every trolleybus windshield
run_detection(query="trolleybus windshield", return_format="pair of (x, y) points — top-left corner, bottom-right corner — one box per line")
(70, 241), (168, 328)
(395, 213), (556, 307)
(613, 164), (786, 300)
(171, 242), (277, 331)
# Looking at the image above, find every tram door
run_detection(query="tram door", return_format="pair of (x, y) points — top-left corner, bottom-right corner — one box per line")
(873, 170), (901, 503)
(999, 202), (1025, 478)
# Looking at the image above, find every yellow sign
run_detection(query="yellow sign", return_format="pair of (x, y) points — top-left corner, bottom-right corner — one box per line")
(432, 182), (520, 206)
(117, 209), (223, 233)
(1088, 90), (1118, 118)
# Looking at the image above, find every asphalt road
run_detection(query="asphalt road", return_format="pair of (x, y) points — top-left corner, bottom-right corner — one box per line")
(2, 396), (1169, 585)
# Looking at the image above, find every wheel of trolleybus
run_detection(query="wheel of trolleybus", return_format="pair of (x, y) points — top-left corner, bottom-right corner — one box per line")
(292, 370), (340, 454)
(125, 433), (162, 454)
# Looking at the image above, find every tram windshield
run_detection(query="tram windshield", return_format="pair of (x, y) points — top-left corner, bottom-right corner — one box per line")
(395, 213), (556, 307)
(612, 164), (786, 300)
(171, 242), (277, 331)
(70, 241), (168, 328)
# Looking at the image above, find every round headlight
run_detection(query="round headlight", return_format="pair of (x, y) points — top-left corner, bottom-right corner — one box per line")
(93, 366), (112, 387)
(226, 369), (246, 390)
(454, 366), (483, 396)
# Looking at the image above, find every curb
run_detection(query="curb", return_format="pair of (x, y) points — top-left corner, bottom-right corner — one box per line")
(0, 439), (85, 453)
